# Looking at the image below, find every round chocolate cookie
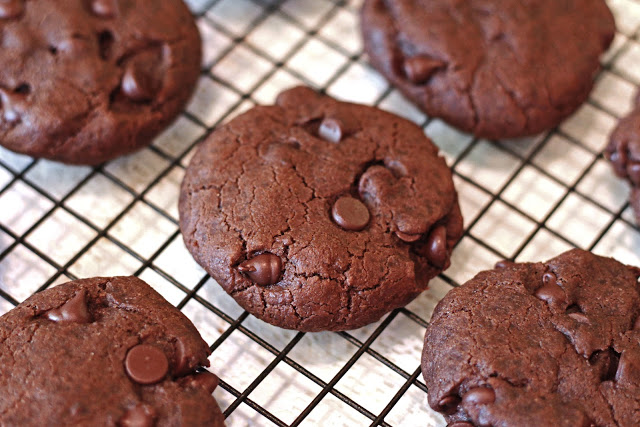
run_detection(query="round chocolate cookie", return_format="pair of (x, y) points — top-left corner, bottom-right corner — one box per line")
(0, 276), (224, 426)
(605, 93), (640, 224)
(179, 86), (463, 332)
(0, 0), (201, 165)
(361, 0), (615, 139)
(422, 249), (640, 426)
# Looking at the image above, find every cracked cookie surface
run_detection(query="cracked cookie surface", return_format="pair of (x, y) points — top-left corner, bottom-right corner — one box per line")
(179, 86), (463, 332)
(0, 0), (201, 165)
(422, 249), (640, 426)
(361, 0), (615, 139)
(606, 93), (640, 224)
(0, 276), (224, 426)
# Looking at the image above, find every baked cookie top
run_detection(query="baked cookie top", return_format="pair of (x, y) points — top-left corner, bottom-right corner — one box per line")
(361, 0), (615, 139)
(0, 276), (224, 426)
(422, 249), (640, 426)
(179, 86), (463, 332)
(0, 0), (201, 165)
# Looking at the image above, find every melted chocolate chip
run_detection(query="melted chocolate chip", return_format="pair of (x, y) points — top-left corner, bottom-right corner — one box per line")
(46, 290), (92, 323)
(463, 387), (496, 405)
(403, 56), (445, 84)
(0, 0), (23, 20)
(318, 117), (345, 143)
(437, 395), (461, 415)
(448, 422), (474, 427)
(91, 0), (117, 18)
(180, 371), (219, 394)
(119, 404), (155, 427)
(125, 345), (169, 385)
(396, 231), (422, 242)
(332, 196), (370, 231)
(122, 63), (154, 103)
(238, 253), (283, 286)
(425, 226), (448, 268)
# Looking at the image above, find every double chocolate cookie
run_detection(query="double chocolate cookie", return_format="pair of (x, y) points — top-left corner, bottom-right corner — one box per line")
(422, 249), (640, 426)
(361, 0), (615, 139)
(0, 276), (224, 426)
(0, 0), (201, 165)
(179, 86), (463, 332)
(606, 92), (640, 224)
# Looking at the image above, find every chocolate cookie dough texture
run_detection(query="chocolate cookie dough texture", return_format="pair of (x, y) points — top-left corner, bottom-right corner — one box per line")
(606, 93), (640, 224)
(361, 0), (615, 139)
(179, 86), (463, 332)
(422, 249), (640, 426)
(0, 0), (201, 165)
(0, 276), (225, 426)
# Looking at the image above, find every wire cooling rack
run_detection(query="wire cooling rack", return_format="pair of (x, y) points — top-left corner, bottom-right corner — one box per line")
(1, 0), (640, 425)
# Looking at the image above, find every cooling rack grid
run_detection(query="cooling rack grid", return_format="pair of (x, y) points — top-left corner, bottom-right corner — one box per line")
(1, 0), (640, 425)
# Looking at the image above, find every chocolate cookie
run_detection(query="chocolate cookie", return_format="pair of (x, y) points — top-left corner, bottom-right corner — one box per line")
(0, 0), (201, 165)
(605, 92), (640, 224)
(361, 0), (615, 139)
(422, 249), (640, 426)
(179, 86), (463, 332)
(0, 276), (225, 426)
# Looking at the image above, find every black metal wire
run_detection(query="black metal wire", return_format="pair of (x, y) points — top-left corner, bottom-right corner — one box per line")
(0, 0), (639, 425)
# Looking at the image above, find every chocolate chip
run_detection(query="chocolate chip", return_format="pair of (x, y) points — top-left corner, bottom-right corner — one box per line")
(425, 225), (448, 268)
(437, 395), (460, 415)
(566, 304), (589, 323)
(119, 404), (155, 427)
(172, 338), (191, 377)
(628, 163), (640, 186)
(448, 422), (474, 427)
(403, 56), (445, 84)
(568, 312), (589, 323)
(46, 289), (92, 324)
(91, 0), (117, 18)
(238, 253), (283, 286)
(125, 344), (169, 385)
(542, 271), (557, 286)
(495, 260), (515, 269)
(535, 271), (566, 306)
(634, 316), (640, 330)
(463, 387), (496, 405)
(318, 117), (344, 143)
(122, 63), (154, 102)
(396, 231), (422, 242)
(0, 0), (23, 20)
(0, 89), (23, 123)
(332, 196), (370, 231)
(535, 284), (567, 307)
(180, 371), (219, 394)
